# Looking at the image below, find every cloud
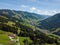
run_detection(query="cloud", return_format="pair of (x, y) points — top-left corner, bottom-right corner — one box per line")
(20, 5), (60, 15)
(29, 7), (36, 12)
(29, 7), (60, 15)
(38, 10), (60, 15)
(20, 5), (29, 11)
(20, 5), (28, 8)
(36, 10), (60, 15)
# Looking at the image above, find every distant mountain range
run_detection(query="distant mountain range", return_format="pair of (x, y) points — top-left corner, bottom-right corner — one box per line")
(0, 9), (50, 34)
(0, 9), (49, 23)
(0, 9), (60, 45)
(0, 9), (60, 36)
(37, 13), (60, 35)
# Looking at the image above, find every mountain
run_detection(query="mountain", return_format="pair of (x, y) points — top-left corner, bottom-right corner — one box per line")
(0, 9), (50, 32)
(0, 9), (59, 45)
(0, 9), (49, 23)
(37, 13), (60, 35)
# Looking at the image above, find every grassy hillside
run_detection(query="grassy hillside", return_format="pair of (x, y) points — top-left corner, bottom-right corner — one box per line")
(37, 13), (60, 35)
(0, 30), (32, 45)
(0, 9), (49, 24)
(0, 30), (17, 45)
(0, 9), (60, 45)
(0, 30), (60, 45)
(19, 37), (32, 45)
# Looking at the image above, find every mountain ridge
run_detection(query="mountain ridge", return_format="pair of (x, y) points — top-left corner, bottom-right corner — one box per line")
(37, 13), (60, 35)
(0, 9), (60, 45)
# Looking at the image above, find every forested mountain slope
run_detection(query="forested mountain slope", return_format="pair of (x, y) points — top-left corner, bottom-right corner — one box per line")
(37, 13), (60, 35)
(0, 9), (59, 45)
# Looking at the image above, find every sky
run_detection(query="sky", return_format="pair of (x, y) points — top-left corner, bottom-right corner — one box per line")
(0, 0), (60, 15)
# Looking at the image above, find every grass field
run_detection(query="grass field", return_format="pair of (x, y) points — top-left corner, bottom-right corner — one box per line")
(19, 37), (32, 45)
(0, 30), (58, 45)
(0, 30), (32, 45)
(0, 30), (17, 45)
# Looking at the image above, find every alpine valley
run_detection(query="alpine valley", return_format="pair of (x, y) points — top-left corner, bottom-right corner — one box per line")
(0, 9), (60, 45)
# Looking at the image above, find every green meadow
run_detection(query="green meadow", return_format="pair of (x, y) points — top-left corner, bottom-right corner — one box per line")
(0, 30), (32, 45)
